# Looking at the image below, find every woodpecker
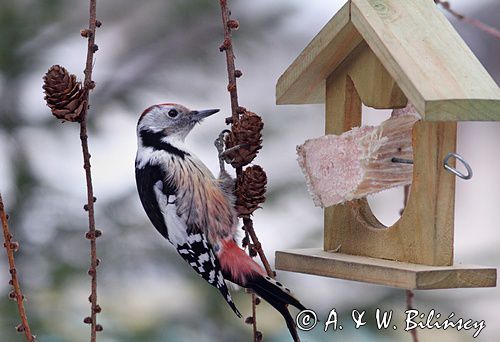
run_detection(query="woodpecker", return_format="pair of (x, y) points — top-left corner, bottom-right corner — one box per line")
(135, 103), (306, 341)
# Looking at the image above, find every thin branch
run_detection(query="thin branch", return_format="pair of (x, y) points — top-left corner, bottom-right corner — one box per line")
(435, 0), (500, 39)
(243, 218), (273, 277)
(406, 290), (419, 342)
(219, 0), (240, 124)
(1, 194), (34, 341)
(218, 0), (274, 280)
(251, 293), (257, 339)
(80, 0), (102, 340)
(218, 2), (298, 341)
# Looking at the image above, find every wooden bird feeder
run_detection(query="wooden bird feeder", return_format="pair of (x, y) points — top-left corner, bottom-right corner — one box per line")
(275, 0), (499, 289)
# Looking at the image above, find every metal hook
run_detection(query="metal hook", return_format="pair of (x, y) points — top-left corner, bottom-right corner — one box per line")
(443, 152), (473, 180)
(391, 152), (473, 180)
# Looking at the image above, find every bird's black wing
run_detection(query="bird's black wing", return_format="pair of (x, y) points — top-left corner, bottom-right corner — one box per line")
(135, 162), (174, 240)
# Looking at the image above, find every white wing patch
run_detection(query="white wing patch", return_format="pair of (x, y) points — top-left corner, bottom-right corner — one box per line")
(153, 181), (188, 246)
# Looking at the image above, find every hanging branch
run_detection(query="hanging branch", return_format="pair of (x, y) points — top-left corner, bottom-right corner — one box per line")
(435, 0), (500, 39)
(243, 218), (273, 277)
(406, 289), (418, 342)
(1, 194), (34, 341)
(42, 0), (102, 340)
(219, 0), (241, 125)
(218, 1), (271, 277)
(218, 1), (298, 341)
(80, 1), (103, 340)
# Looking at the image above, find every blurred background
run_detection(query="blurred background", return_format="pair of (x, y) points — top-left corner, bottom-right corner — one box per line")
(0, 0), (499, 341)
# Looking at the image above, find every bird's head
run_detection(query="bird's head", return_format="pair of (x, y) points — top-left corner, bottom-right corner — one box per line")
(137, 103), (219, 141)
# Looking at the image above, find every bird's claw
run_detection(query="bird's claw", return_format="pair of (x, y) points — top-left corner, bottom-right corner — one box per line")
(214, 130), (230, 155)
(215, 130), (250, 172)
(215, 130), (232, 173)
(220, 143), (249, 161)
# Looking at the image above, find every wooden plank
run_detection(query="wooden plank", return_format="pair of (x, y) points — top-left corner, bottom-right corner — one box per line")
(426, 99), (500, 121)
(332, 41), (407, 109)
(276, 3), (363, 105)
(275, 249), (497, 289)
(351, 0), (500, 121)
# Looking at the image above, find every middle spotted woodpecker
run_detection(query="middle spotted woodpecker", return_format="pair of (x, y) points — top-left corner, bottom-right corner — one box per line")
(135, 103), (307, 341)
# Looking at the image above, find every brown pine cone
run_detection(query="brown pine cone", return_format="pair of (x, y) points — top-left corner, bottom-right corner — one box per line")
(43, 65), (86, 122)
(235, 165), (267, 217)
(225, 110), (263, 168)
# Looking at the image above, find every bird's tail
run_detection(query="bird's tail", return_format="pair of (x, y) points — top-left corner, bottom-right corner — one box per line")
(218, 239), (306, 342)
(246, 275), (306, 342)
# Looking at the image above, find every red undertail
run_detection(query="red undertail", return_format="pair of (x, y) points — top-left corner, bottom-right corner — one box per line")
(218, 239), (308, 342)
(218, 239), (266, 285)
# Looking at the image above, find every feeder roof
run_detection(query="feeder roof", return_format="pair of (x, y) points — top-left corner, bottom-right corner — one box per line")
(276, 0), (500, 121)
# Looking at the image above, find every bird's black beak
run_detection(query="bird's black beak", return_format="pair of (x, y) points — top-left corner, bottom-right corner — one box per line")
(190, 109), (220, 122)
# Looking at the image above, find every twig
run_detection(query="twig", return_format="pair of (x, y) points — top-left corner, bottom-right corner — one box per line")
(218, 0), (274, 280)
(251, 293), (257, 339)
(1, 194), (34, 341)
(219, 0), (240, 124)
(80, 0), (102, 340)
(218, 2), (296, 341)
(435, 0), (500, 39)
(406, 290), (419, 342)
(243, 218), (273, 277)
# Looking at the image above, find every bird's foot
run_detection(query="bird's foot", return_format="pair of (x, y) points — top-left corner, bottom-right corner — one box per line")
(214, 130), (230, 155)
(221, 143), (249, 159)
(215, 130), (231, 173)
(215, 130), (250, 172)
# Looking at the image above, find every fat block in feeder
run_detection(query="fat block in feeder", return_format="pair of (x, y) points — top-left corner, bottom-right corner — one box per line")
(297, 107), (418, 207)
(274, 0), (499, 290)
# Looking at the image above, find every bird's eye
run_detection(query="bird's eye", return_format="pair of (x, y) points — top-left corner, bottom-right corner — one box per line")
(168, 109), (178, 118)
